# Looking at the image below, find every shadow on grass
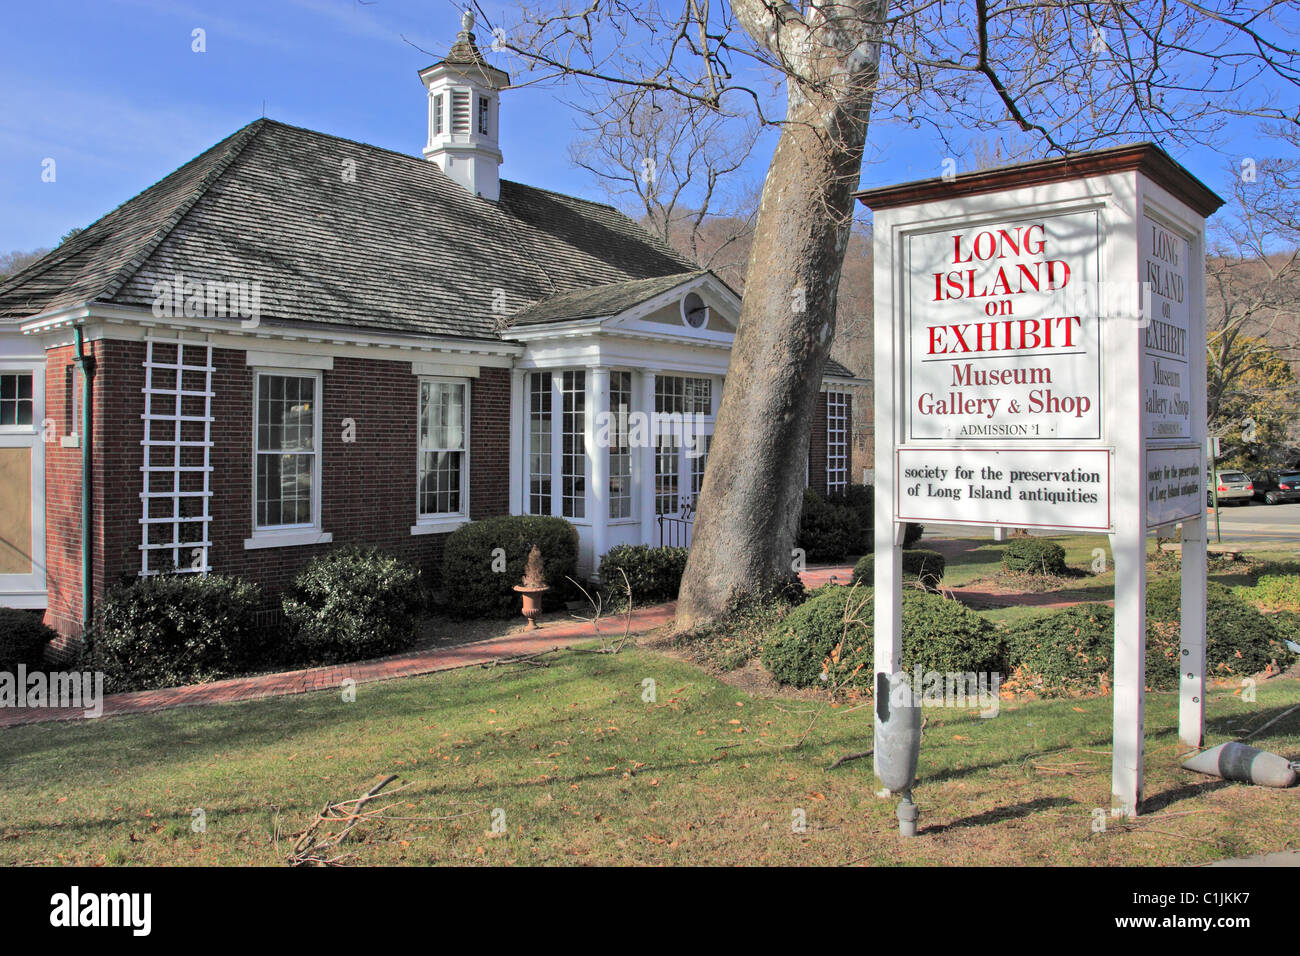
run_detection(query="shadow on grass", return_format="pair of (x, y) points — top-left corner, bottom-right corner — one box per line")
(922, 795), (1077, 833)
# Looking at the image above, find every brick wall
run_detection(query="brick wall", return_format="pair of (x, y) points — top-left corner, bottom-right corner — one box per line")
(43, 338), (513, 637)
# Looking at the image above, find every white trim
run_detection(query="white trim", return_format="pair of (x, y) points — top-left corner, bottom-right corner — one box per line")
(244, 529), (334, 550)
(410, 517), (469, 535)
(247, 350), (333, 370)
(0, 357), (46, 607)
(412, 361), (481, 378)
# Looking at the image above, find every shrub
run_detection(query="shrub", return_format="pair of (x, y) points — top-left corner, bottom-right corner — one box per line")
(825, 483), (873, 553)
(442, 516), (580, 618)
(598, 544), (688, 605)
(760, 586), (1004, 691)
(1146, 577), (1295, 681)
(91, 574), (264, 691)
(851, 549), (947, 590)
(1001, 538), (1068, 575)
(283, 547), (424, 664)
(0, 608), (54, 672)
(1238, 573), (1300, 612)
(1006, 604), (1115, 696)
(902, 523), (925, 549)
(797, 489), (865, 563)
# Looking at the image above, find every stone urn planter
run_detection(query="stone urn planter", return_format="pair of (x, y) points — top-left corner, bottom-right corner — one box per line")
(513, 544), (549, 630)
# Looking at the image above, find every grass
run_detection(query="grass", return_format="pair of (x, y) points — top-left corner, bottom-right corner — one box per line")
(2, 643), (1296, 866)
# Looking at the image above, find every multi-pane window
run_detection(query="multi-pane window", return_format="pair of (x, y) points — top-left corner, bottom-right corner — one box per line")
(609, 371), (632, 519)
(255, 373), (317, 528)
(655, 375), (711, 415)
(418, 380), (467, 516)
(528, 372), (552, 515)
(477, 96), (490, 135)
(0, 373), (33, 426)
(690, 434), (711, 504)
(655, 433), (680, 516)
(561, 371), (585, 518)
(432, 94), (444, 135)
(827, 391), (849, 495)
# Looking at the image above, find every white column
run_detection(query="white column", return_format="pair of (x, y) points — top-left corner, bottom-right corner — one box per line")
(589, 366), (610, 575)
(639, 370), (657, 547)
(1179, 515), (1208, 748)
(508, 367), (525, 515)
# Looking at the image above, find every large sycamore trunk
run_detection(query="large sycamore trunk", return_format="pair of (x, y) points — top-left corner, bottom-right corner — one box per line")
(675, 97), (872, 632)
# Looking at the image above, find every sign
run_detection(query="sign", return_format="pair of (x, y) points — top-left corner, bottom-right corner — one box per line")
(1141, 215), (1193, 442)
(907, 211), (1102, 442)
(1146, 445), (1203, 528)
(896, 447), (1111, 530)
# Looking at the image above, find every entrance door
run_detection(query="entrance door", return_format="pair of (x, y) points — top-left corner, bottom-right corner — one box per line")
(654, 427), (712, 546)
(0, 365), (46, 608)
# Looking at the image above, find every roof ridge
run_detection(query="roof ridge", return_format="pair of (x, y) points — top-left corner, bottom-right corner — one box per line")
(97, 119), (268, 301)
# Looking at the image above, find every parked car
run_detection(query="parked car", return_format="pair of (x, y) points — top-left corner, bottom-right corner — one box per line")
(1251, 469), (1300, 505)
(1208, 470), (1254, 506)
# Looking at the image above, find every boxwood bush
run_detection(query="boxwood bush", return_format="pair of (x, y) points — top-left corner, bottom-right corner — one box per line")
(0, 608), (54, 672)
(851, 549), (946, 590)
(283, 547), (424, 664)
(442, 515), (580, 618)
(598, 544), (688, 605)
(797, 489), (865, 563)
(825, 484), (874, 553)
(760, 585), (1004, 691)
(90, 574), (265, 691)
(1006, 604), (1116, 696)
(1001, 537), (1068, 575)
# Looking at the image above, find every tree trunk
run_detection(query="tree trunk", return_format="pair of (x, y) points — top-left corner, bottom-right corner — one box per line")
(675, 90), (873, 632)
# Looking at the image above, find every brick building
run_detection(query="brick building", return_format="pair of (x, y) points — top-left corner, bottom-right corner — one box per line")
(0, 20), (858, 638)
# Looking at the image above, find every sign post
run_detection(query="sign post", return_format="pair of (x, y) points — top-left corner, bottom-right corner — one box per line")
(857, 145), (1223, 830)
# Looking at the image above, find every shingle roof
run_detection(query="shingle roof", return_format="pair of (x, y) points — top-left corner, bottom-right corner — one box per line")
(0, 118), (695, 339)
(823, 358), (858, 380)
(510, 271), (712, 327)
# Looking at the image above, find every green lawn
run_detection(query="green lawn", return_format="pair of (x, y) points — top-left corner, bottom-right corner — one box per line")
(2, 643), (1296, 866)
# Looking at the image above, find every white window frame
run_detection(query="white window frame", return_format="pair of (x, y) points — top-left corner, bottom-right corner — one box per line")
(827, 389), (849, 495)
(608, 370), (635, 522)
(411, 376), (472, 535)
(523, 369), (591, 525)
(0, 370), (36, 435)
(244, 368), (331, 550)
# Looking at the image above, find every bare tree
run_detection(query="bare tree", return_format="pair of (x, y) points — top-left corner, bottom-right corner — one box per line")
(474, 0), (1300, 630)
(569, 95), (761, 271)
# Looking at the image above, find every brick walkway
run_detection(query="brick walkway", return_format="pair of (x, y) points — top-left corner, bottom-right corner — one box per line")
(0, 602), (677, 729)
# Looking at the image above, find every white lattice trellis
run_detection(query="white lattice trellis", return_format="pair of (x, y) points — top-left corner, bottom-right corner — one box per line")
(139, 335), (215, 575)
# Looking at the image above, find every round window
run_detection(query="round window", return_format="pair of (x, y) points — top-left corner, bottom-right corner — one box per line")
(682, 292), (709, 329)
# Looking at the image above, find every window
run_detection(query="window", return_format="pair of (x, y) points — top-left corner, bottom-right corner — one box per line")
(655, 433), (680, 516)
(561, 370), (585, 518)
(655, 375), (711, 415)
(528, 372), (552, 514)
(0, 373), (33, 426)
(827, 391), (849, 495)
(477, 95), (490, 135)
(609, 371), (632, 519)
(432, 94), (444, 135)
(418, 380), (468, 517)
(255, 372), (318, 529)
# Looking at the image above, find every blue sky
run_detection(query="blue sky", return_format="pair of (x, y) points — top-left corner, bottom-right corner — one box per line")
(0, 0), (1282, 252)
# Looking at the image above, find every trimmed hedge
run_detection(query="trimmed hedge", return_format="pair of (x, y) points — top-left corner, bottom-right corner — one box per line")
(283, 547), (424, 664)
(1006, 604), (1115, 696)
(825, 484), (874, 553)
(442, 515), (580, 618)
(90, 574), (264, 691)
(851, 549), (946, 590)
(1001, 538), (1068, 575)
(760, 585), (1004, 691)
(902, 522), (925, 549)
(797, 489), (865, 563)
(0, 608), (54, 672)
(598, 544), (688, 604)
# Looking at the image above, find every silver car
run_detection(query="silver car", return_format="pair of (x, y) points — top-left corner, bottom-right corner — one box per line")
(1209, 470), (1254, 506)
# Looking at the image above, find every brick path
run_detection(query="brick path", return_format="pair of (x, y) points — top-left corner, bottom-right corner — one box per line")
(0, 602), (677, 728)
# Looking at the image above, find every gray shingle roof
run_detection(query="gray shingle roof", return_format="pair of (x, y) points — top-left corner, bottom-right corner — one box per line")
(823, 358), (858, 379)
(510, 271), (711, 327)
(0, 119), (695, 339)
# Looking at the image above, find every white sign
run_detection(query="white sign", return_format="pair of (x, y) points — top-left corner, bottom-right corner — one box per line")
(897, 447), (1112, 531)
(1146, 445), (1203, 529)
(907, 211), (1102, 442)
(1141, 215), (1193, 441)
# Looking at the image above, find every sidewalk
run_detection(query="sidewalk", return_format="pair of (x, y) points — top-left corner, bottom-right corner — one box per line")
(0, 602), (677, 728)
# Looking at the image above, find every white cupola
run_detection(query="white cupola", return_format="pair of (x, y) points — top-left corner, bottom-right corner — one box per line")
(419, 9), (510, 201)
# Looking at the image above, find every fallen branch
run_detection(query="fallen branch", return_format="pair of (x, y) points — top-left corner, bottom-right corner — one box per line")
(288, 774), (403, 866)
(827, 749), (872, 771)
